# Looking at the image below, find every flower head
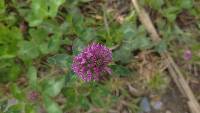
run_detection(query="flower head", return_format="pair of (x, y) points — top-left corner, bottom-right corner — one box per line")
(72, 43), (112, 81)
(183, 49), (192, 61)
(27, 91), (39, 101)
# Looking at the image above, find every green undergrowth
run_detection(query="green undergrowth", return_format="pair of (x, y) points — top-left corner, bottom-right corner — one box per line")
(0, 0), (199, 112)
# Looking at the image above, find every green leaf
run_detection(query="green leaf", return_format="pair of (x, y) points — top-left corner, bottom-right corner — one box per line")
(26, 0), (47, 26)
(25, 104), (36, 113)
(39, 42), (49, 54)
(131, 37), (151, 49)
(176, 0), (193, 9)
(90, 86), (111, 108)
(10, 84), (25, 100)
(29, 28), (48, 43)
(64, 70), (77, 87)
(155, 40), (167, 53)
(47, 34), (61, 53)
(47, 54), (72, 68)
(112, 24), (136, 63)
(0, 59), (21, 82)
(111, 65), (132, 76)
(79, 96), (90, 110)
(145, 0), (164, 10)
(80, 28), (96, 43)
(18, 41), (40, 60)
(41, 20), (65, 34)
(123, 25), (150, 50)
(43, 76), (65, 97)
(44, 97), (62, 113)
(70, 8), (84, 34)
(0, 54), (15, 60)
(27, 0), (65, 26)
(6, 103), (24, 113)
(47, 0), (65, 17)
(38, 33), (62, 54)
(122, 23), (136, 39)
(27, 66), (37, 89)
(0, 100), (7, 111)
(80, 0), (92, 2)
(0, 0), (5, 13)
(62, 88), (77, 108)
(0, 26), (22, 59)
(113, 25), (151, 63)
(26, 6), (45, 26)
(8, 64), (21, 81)
(113, 46), (132, 64)
(72, 39), (85, 55)
(162, 7), (180, 22)
(27, 15), (43, 27)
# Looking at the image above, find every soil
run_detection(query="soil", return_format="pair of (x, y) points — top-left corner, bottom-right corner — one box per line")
(156, 83), (190, 113)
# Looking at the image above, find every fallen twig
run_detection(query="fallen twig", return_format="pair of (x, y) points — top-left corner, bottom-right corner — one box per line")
(131, 0), (200, 113)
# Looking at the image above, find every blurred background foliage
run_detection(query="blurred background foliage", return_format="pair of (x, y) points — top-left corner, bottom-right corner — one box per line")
(0, 0), (199, 113)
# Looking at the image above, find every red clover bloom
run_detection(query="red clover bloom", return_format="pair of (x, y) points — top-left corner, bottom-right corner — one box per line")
(27, 91), (39, 101)
(183, 49), (192, 61)
(72, 43), (112, 81)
